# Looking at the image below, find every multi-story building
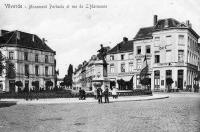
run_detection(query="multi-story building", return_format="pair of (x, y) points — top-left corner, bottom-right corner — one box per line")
(0, 30), (56, 92)
(72, 64), (82, 91)
(73, 54), (111, 92)
(85, 55), (97, 91)
(107, 37), (134, 90)
(133, 15), (199, 91)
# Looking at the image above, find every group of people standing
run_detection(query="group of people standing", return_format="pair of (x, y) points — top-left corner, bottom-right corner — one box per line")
(78, 86), (118, 103)
(96, 86), (118, 104)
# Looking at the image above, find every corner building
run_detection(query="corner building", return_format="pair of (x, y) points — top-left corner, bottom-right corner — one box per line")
(133, 15), (199, 91)
(0, 30), (56, 92)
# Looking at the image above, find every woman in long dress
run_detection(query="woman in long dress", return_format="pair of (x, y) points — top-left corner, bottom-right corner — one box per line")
(112, 86), (117, 99)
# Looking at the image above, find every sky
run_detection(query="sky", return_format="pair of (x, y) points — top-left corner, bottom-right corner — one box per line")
(0, 0), (200, 78)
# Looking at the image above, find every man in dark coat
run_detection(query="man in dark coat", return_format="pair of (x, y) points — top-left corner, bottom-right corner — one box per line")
(82, 89), (86, 100)
(97, 87), (103, 104)
(104, 86), (109, 103)
(79, 88), (83, 100)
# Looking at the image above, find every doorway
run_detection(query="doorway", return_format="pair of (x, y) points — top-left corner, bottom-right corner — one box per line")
(25, 80), (29, 92)
(178, 70), (183, 90)
(9, 80), (15, 93)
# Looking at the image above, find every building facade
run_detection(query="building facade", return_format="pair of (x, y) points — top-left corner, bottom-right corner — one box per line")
(73, 54), (110, 92)
(0, 30), (56, 92)
(106, 37), (134, 90)
(133, 15), (199, 91)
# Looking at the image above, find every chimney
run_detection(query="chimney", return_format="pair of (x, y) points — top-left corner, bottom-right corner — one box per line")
(42, 38), (46, 44)
(16, 31), (20, 40)
(123, 37), (128, 43)
(186, 20), (192, 28)
(0, 30), (9, 36)
(32, 34), (35, 42)
(154, 15), (158, 26)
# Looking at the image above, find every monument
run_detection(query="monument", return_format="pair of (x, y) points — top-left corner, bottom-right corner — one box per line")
(92, 44), (110, 91)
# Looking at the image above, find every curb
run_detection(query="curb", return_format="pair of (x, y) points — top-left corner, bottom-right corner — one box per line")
(1, 95), (170, 105)
(0, 101), (17, 107)
(110, 96), (169, 103)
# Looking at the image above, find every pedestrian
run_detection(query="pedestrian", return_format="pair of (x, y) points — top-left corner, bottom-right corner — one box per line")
(79, 88), (83, 100)
(104, 86), (109, 103)
(94, 88), (97, 99)
(97, 87), (103, 104)
(112, 86), (117, 99)
(82, 89), (86, 100)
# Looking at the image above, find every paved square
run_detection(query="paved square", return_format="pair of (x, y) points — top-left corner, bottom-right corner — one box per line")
(0, 93), (200, 132)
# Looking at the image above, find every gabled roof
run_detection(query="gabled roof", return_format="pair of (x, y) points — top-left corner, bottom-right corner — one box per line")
(154, 18), (182, 30)
(134, 27), (154, 40)
(0, 30), (55, 53)
(134, 18), (199, 40)
(108, 40), (133, 54)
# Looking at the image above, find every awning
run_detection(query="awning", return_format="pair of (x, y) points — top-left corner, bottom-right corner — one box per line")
(119, 76), (133, 81)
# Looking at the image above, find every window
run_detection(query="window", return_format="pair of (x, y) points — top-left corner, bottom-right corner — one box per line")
(24, 52), (28, 61)
(45, 66), (48, 76)
(9, 51), (14, 59)
(188, 36), (190, 47)
(121, 63), (125, 72)
(147, 58), (151, 67)
(45, 55), (48, 63)
(178, 35), (184, 44)
(129, 62), (134, 72)
(128, 53), (133, 59)
(155, 37), (160, 41)
(166, 35), (172, 44)
(136, 75), (140, 86)
(110, 64), (114, 73)
(35, 65), (39, 76)
(166, 70), (172, 78)
(146, 45), (151, 54)
(154, 70), (160, 90)
(161, 80), (164, 86)
(137, 46), (141, 54)
(155, 55), (160, 63)
(110, 55), (114, 60)
(166, 50), (171, 62)
(121, 54), (124, 60)
(35, 54), (38, 62)
(136, 59), (142, 69)
(178, 70), (183, 76)
(178, 50), (184, 62)
(25, 64), (29, 76)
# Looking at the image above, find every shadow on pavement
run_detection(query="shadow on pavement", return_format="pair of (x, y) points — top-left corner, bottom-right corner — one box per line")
(0, 101), (17, 108)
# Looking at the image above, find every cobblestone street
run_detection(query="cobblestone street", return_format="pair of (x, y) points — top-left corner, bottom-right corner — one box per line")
(0, 93), (200, 132)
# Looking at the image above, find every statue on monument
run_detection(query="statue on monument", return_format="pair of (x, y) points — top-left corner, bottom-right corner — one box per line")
(97, 44), (108, 77)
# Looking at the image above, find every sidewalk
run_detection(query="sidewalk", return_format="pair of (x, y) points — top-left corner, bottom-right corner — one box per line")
(0, 94), (169, 105)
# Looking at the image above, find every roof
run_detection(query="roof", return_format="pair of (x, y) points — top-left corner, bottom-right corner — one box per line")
(134, 27), (154, 40)
(0, 30), (55, 53)
(108, 40), (133, 54)
(134, 18), (199, 40)
(154, 18), (181, 30)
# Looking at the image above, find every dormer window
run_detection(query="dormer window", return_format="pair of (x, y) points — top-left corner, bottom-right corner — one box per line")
(164, 20), (169, 28)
